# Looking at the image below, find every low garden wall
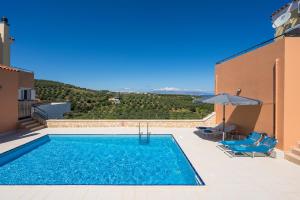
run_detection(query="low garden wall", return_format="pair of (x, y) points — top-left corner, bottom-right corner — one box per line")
(46, 112), (216, 128)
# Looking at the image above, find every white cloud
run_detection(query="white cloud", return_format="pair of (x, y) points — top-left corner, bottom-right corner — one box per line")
(155, 87), (181, 91)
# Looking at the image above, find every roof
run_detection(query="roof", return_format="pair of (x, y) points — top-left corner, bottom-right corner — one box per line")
(272, 0), (299, 17)
(0, 64), (19, 72)
(0, 64), (34, 73)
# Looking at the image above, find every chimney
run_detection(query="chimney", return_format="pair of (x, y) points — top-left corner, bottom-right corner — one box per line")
(0, 16), (14, 66)
(1, 16), (8, 25)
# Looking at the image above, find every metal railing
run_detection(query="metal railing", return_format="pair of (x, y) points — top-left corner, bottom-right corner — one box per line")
(138, 122), (151, 144)
(216, 32), (299, 65)
(32, 105), (48, 120)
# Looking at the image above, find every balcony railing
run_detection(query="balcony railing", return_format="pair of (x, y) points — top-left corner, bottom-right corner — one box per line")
(216, 32), (299, 65)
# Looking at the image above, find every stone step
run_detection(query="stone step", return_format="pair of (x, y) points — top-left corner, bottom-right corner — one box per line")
(285, 152), (300, 166)
(25, 122), (41, 129)
(17, 117), (45, 132)
(18, 117), (34, 124)
(29, 125), (46, 132)
(291, 147), (300, 157)
(20, 120), (37, 127)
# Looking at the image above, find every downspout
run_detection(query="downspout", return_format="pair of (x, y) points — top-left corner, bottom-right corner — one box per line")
(274, 58), (280, 139)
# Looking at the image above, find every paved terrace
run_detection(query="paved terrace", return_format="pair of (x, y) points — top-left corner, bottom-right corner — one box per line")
(0, 127), (299, 200)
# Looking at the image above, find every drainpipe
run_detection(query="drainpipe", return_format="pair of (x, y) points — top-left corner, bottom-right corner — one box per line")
(274, 58), (280, 139)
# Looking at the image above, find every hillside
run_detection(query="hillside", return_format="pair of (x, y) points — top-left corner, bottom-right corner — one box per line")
(35, 79), (213, 119)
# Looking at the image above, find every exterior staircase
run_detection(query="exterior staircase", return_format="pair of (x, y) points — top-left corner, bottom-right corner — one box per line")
(285, 141), (300, 166)
(18, 117), (46, 132)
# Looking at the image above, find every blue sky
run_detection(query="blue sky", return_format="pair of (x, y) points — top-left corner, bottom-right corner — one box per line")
(0, 0), (290, 91)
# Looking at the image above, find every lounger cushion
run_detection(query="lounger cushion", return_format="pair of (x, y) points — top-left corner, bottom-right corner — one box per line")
(220, 132), (261, 146)
(228, 136), (278, 154)
(197, 127), (207, 130)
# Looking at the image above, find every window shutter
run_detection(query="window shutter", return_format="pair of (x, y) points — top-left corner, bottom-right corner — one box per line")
(18, 89), (22, 100)
(31, 89), (36, 100)
(27, 89), (31, 100)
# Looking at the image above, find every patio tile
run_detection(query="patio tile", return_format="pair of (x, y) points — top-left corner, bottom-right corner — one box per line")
(0, 127), (299, 200)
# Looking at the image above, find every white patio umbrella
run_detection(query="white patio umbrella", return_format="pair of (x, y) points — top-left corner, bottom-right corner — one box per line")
(194, 93), (262, 140)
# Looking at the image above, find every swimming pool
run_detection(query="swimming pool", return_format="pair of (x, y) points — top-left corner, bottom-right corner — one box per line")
(0, 134), (203, 185)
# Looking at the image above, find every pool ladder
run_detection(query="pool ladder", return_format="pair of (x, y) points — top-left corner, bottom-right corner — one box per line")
(138, 122), (150, 144)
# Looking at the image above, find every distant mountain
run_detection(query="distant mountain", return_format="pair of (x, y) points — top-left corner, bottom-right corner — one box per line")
(115, 87), (214, 96)
(150, 89), (214, 96)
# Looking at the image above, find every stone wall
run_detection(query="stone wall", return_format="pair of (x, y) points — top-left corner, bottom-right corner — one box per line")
(46, 112), (216, 128)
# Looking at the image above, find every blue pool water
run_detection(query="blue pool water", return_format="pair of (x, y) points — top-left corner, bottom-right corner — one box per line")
(0, 134), (203, 185)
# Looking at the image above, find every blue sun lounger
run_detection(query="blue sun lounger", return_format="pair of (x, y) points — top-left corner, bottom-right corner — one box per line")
(228, 136), (278, 158)
(219, 132), (262, 147)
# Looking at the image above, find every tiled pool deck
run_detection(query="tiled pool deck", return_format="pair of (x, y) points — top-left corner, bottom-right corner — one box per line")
(1, 127), (300, 200)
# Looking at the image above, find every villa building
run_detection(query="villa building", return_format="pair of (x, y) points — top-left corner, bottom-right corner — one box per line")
(109, 97), (121, 104)
(0, 17), (36, 134)
(215, 0), (300, 163)
(1, 3), (300, 199)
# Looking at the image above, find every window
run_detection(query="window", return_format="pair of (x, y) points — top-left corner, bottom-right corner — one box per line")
(23, 90), (28, 100)
(18, 88), (35, 101)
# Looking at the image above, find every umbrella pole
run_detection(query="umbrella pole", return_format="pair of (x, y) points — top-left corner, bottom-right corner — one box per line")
(222, 105), (225, 141)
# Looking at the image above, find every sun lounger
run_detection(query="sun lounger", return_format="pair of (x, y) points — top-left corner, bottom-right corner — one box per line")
(227, 136), (278, 158)
(197, 123), (223, 131)
(198, 124), (236, 139)
(219, 132), (262, 147)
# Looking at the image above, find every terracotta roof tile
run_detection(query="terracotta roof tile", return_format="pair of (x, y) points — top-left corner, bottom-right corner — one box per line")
(0, 64), (19, 72)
